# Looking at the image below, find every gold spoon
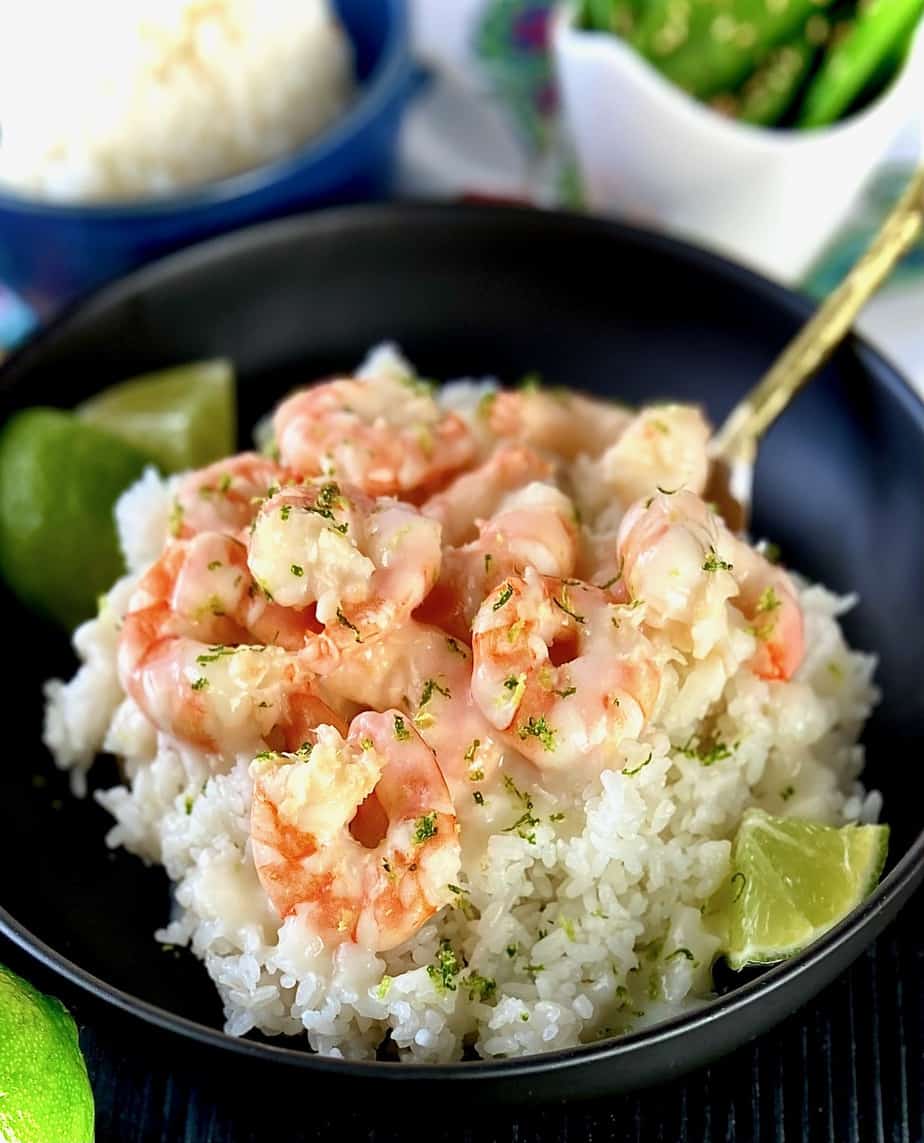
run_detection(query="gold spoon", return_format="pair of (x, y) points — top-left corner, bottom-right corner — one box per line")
(706, 166), (924, 534)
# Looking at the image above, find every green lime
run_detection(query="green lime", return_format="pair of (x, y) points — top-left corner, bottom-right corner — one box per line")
(0, 408), (149, 629)
(716, 808), (889, 970)
(0, 963), (94, 1143)
(77, 359), (235, 474)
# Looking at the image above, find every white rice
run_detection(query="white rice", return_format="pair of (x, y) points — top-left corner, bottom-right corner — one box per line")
(43, 354), (880, 1062)
(0, 0), (353, 201)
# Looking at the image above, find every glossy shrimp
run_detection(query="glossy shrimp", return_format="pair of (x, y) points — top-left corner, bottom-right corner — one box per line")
(421, 444), (553, 547)
(471, 569), (662, 771)
(273, 373), (476, 497)
(322, 621), (504, 799)
(617, 490), (804, 680)
(573, 404), (712, 530)
(170, 453), (291, 540)
(247, 480), (442, 670)
(417, 481), (580, 643)
(250, 711), (460, 951)
(118, 533), (343, 756)
(486, 387), (632, 461)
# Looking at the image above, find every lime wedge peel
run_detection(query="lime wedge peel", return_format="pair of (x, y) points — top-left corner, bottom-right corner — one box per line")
(77, 358), (235, 474)
(714, 808), (889, 971)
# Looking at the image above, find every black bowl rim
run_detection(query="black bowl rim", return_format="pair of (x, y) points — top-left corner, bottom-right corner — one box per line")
(1, 202), (922, 1081)
(0, 0), (412, 219)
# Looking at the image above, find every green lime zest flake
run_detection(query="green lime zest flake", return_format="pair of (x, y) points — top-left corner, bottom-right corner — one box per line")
(484, 552), (494, 574)
(517, 715), (556, 752)
(502, 774), (540, 842)
(549, 811), (565, 823)
(554, 685), (576, 699)
(493, 582), (514, 611)
(168, 498), (185, 537)
(419, 677), (451, 706)
(448, 883), (479, 921)
(191, 676), (209, 692)
(393, 714), (411, 742)
(375, 975), (393, 1001)
(702, 546), (733, 573)
(218, 473), (232, 493)
(780, 785), (795, 801)
(757, 586), (781, 613)
(517, 371), (544, 392)
(280, 504), (291, 521)
(427, 939), (463, 992)
(524, 963), (544, 980)
(413, 812), (438, 844)
(623, 751), (653, 777)
(560, 917), (576, 941)
(254, 749), (276, 761)
(207, 559), (223, 571)
(679, 736), (735, 766)
(446, 636), (466, 657)
(473, 791), (485, 806)
(552, 584), (585, 624)
(184, 795), (195, 814)
(360, 736), (374, 751)
(464, 739), (481, 765)
(336, 608), (363, 642)
(195, 644), (235, 665)
(467, 973), (497, 1002)
(477, 390), (497, 419)
(290, 563), (304, 577)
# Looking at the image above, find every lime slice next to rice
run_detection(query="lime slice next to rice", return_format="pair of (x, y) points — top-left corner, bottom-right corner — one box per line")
(0, 962), (95, 1143)
(0, 408), (148, 629)
(77, 358), (235, 474)
(717, 808), (889, 970)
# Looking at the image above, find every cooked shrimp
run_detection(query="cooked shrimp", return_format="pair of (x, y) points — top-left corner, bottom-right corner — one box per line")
(273, 374), (476, 497)
(250, 711), (460, 951)
(118, 536), (342, 755)
(247, 480), (442, 670)
(421, 444), (553, 547)
(617, 490), (804, 680)
(471, 570), (661, 770)
(417, 481), (580, 642)
(171, 453), (291, 539)
(487, 386), (631, 461)
(322, 621), (503, 798)
(574, 405), (711, 530)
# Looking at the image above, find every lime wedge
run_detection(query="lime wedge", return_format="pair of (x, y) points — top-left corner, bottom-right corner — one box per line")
(0, 962), (95, 1143)
(0, 408), (148, 628)
(77, 359), (235, 473)
(718, 808), (889, 970)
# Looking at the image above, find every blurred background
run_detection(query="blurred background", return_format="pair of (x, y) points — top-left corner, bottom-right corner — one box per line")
(0, 0), (922, 384)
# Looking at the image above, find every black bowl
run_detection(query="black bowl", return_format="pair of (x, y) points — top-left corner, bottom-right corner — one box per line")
(1, 204), (922, 1103)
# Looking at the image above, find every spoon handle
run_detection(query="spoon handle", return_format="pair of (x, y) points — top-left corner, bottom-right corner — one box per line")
(714, 166), (924, 459)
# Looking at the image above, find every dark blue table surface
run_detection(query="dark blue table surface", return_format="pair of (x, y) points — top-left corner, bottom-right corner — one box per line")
(2, 897), (921, 1143)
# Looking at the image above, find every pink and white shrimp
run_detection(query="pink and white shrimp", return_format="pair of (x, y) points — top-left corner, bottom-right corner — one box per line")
(273, 374), (476, 497)
(617, 490), (804, 680)
(170, 453), (291, 540)
(421, 444), (553, 547)
(247, 480), (442, 671)
(573, 404), (712, 530)
(471, 570), (662, 771)
(486, 386), (631, 461)
(118, 535), (343, 757)
(322, 621), (503, 800)
(250, 711), (460, 951)
(417, 481), (580, 643)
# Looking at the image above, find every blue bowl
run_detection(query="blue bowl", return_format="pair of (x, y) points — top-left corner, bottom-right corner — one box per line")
(0, 0), (414, 314)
